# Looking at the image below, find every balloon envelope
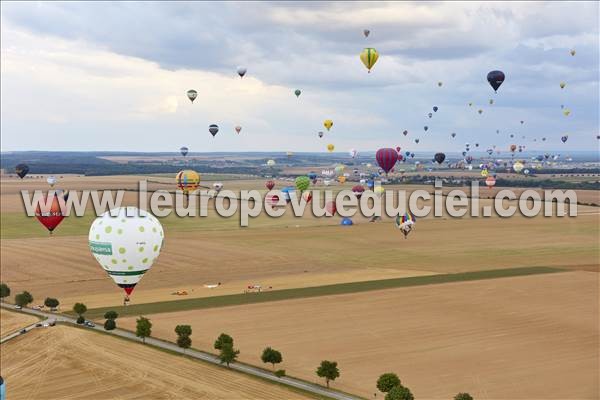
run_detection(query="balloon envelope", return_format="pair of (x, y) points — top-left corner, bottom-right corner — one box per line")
(15, 163), (29, 179)
(186, 90), (197, 103)
(360, 48), (379, 72)
(175, 170), (200, 194)
(88, 207), (163, 296)
(35, 191), (66, 233)
(209, 124), (219, 137)
(487, 70), (505, 92)
(376, 148), (398, 174)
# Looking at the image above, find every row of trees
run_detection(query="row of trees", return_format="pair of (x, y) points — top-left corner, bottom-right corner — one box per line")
(1, 283), (59, 310)
(2, 288), (475, 399)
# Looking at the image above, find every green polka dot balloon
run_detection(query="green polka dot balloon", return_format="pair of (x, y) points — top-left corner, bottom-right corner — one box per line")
(88, 207), (164, 297)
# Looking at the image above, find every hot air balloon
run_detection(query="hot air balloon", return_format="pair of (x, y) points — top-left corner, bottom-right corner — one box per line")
(465, 155), (473, 164)
(308, 172), (318, 181)
(338, 176), (346, 184)
(186, 90), (198, 103)
(561, 135), (568, 143)
(485, 176), (496, 188)
(281, 186), (295, 203)
(451, 133), (456, 138)
(433, 106), (438, 112)
(349, 149), (358, 158)
(513, 161), (524, 173)
(438, 81), (443, 87)
(324, 120), (333, 131)
(468, 102), (473, 107)
(510, 144), (517, 153)
(395, 212), (415, 239)
(265, 180), (275, 190)
(478, 109), (483, 114)
(360, 48), (379, 72)
(15, 164), (29, 179)
(209, 124), (219, 137)
(335, 165), (345, 176)
(403, 130), (408, 136)
(363, 29), (370, 38)
(175, 170), (200, 194)
(327, 144), (335, 152)
(520, 120), (524, 125)
(570, 49), (576, 56)
(47, 176), (57, 187)
(267, 159), (276, 167)
(235, 126), (242, 134)
(374, 186), (385, 197)
(351, 185), (365, 198)
(35, 191), (66, 234)
(434, 152), (446, 164)
(481, 169), (488, 177)
(286, 151), (294, 157)
(266, 193), (280, 207)
(563, 109), (571, 116)
(415, 138), (420, 144)
(294, 89), (302, 98)
(410, 153), (415, 158)
(489, 99), (494, 105)
(475, 143), (479, 147)
(88, 207), (163, 298)
(376, 148), (398, 175)
(326, 201), (336, 216)
(295, 176), (310, 192)
(560, 82), (566, 89)
(424, 126), (428, 131)
(318, 131), (324, 138)
(180, 146), (189, 157)
(487, 70), (505, 92)
(237, 66), (247, 78)
(428, 113), (433, 118)
(340, 217), (353, 226)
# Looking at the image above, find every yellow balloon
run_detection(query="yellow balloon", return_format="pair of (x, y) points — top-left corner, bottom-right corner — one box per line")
(324, 119), (333, 131)
(338, 176), (346, 184)
(360, 48), (379, 72)
(175, 170), (200, 194)
(374, 186), (385, 196)
(481, 169), (488, 177)
(559, 82), (566, 89)
(327, 144), (335, 152)
(563, 109), (571, 116)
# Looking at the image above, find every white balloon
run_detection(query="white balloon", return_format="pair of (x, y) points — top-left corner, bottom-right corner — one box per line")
(88, 207), (164, 296)
(47, 176), (57, 187)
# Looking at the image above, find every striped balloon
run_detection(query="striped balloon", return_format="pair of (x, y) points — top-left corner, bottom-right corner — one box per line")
(175, 170), (200, 194)
(376, 148), (398, 174)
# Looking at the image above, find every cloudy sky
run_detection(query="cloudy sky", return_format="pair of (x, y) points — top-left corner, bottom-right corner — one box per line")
(1, 1), (598, 153)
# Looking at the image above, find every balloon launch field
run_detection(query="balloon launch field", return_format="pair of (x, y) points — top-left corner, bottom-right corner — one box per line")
(0, 324), (314, 400)
(1, 175), (598, 310)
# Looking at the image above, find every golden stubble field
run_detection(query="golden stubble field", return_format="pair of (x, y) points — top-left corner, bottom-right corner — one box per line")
(0, 309), (39, 337)
(1, 175), (598, 309)
(0, 325), (313, 400)
(121, 271), (599, 400)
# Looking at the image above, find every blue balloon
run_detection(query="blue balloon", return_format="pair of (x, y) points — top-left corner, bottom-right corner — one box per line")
(367, 180), (375, 189)
(308, 172), (317, 180)
(340, 217), (353, 226)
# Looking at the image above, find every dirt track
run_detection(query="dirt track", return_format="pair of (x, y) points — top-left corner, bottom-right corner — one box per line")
(121, 271), (599, 400)
(0, 325), (313, 400)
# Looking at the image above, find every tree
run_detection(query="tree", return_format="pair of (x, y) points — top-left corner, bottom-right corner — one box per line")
(454, 393), (474, 400)
(104, 311), (119, 320)
(72, 302), (87, 317)
(385, 385), (414, 400)
(76, 316), (85, 324)
(175, 325), (192, 338)
(15, 292), (33, 307)
(0, 283), (10, 301)
(104, 319), (116, 330)
(136, 317), (152, 344)
(44, 298), (60, 309)
(377, 373), (401, 393)
(218, 343), (239, 367)
(214, 333), (233, 350)
(274, 369), (286, 378)
(177, 335), (192, 352)
(261, 347), (283, 370)
(316, 360), (340, 388)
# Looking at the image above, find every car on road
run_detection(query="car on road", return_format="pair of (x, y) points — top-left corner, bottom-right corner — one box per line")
(35, 323), (43, 327)
(14, 305), (22, 310)
(84, 321), (95, 327)
(48, 320), (56, 327)
(19, 329), (27, 334)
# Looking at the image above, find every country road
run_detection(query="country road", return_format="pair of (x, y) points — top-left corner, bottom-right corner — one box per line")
(0, 303), (363, 400)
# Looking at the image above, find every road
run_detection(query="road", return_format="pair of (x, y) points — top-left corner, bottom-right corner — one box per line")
(0, 303), (362, 400)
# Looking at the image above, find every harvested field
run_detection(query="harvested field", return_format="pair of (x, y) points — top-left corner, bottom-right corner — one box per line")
(121, 271), (599, 400)
(0, 309), (39, 337)
(0, 325), (316, 400)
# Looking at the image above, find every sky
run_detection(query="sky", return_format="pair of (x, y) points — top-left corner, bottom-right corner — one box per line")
(1, 1), (598, 153)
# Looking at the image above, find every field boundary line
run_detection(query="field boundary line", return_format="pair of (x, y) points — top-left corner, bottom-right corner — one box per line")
(84, 266), (566, 319)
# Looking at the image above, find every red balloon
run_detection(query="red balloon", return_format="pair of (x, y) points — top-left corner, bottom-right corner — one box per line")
(266, 193), (280, 206)
(352, 185), (365, 198)
(265, 180), (275, 190)
(397, 154), (404, 161)
(302, 192), (312, 203)
(376, 148), (398, 174)
(395, 146), (401, 152)
(35, 192), (66, 233)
